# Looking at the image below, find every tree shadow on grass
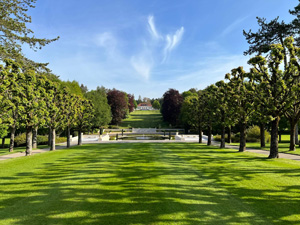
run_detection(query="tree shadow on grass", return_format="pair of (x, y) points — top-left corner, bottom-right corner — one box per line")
(0, 143), (299, 224)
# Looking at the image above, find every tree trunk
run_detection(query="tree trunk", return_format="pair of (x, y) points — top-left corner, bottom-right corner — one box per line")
(278, 131), (282, 143)
(207, 124), (212, 146)
(227, 126), (231, 143)
(198, 126), (202, 144)
(260, 123), (266, 148)
(220, 125), (225, 148)
(239, 123), (246, 152)
(9, 126), (16, 152)
(26, 126), (33, 156)
(78, 128), (82, 145)
(295, 123), (299, 145)
(50, 128), (56, 151)
(48, 127), (51, 146)
(32, 127), (38, 149)
(67, 125), (71, 148)
(289, 119), (296, 151)
(2, 138), (5, 148)
(269, 117), (279, 159)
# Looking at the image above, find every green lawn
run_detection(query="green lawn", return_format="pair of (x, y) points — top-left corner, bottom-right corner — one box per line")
(120, 110), (169, 128)
(0, 143), (299, 224)
(230, 134), (300, 156)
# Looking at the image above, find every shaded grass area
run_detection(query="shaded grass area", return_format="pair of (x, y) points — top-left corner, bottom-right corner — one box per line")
(230, 134), (300, 156)
(0, 143), (300, 224)
(120, 110), (169, 128)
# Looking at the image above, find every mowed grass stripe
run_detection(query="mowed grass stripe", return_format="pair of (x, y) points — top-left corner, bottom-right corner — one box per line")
(0, 143), (299, 224)
(120, 110), (169, 128)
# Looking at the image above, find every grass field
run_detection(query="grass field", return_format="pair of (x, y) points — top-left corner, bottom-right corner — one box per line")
(0, 143), (299, 224)
(120, 110), (169, 128)
(230, 134), (300, 156)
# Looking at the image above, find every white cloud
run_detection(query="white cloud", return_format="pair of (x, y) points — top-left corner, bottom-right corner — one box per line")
(148, 15), (161, 39)
(221, 16), (248, 37)
(95, 32), (118, 57)
(130, 15), (185, 80)
(131, 54), (153, 80)
(89, 16), (185, 82)
(163, 27), (184, 62)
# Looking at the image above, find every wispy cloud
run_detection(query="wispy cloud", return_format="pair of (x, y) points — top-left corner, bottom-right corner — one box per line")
(95, 32), (118, 57)
(131, 15), (185, 79)
(221, 16), (248, 37)
(148, 15), (161, 39)
(163, 27), (184, 62)
(131, 54), (153, 80)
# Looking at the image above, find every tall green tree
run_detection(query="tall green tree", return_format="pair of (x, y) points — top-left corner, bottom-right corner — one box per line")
(226, 67), (255, 152)
(85, 86), (111, 130)
(0, 59), (16, 140)
(62, 80), (84, 97)
(248, 37), (300, 158)
(5, 60), (23, 152)
(180, 94), (204, 143)
(45, 81), (67, 151)
(202, 85), (218, 146)
(76, 99), (94, 145)
(64, 94), (80, 148)
(243, 17), (293, 69)
(19, 69), (47, 156)
(214, 81), (237, 148)
(152, 100), (160, 110)
(0, 0), (59, 66)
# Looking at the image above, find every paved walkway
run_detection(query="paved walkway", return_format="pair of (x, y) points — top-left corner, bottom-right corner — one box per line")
(1, 135), (300, 161)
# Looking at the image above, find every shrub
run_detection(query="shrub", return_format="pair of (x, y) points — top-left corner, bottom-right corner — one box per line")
(109, 135), (116, 140)
(213, 127), (270, 143)
(37, 135), (48, 145)
(214, 134), (238, 142)
(15, 133), (67, 147)
(246, 125), (270, 143)
(14, 133), (26, 147)
(56, 137), (67, 143)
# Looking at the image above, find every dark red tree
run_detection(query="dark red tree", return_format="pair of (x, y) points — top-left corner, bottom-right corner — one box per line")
(128, 94), (135, 113)
(107, 89), (128, 125)
(161, 89), (183, 126)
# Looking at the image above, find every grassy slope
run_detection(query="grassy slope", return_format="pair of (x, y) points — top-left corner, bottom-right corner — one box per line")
(230, 134), (300, 156)
(120, 110), (169, 128)
(0, 143), (299, 224)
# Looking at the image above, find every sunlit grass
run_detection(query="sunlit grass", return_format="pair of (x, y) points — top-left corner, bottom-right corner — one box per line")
(120, 110), (169, 128)
(0, 143), (299, 224)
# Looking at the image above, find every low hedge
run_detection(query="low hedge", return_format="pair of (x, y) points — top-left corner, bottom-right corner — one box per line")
(14, 133), (67, 147)
(214, 125), (270, 143)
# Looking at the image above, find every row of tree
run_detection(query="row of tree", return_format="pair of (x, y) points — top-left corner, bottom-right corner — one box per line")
(0, 0), (140, 155)
(161, 1), (300, 159)
(0, 59), (97, 155)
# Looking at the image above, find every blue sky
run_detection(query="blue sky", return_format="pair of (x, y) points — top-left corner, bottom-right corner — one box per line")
(24, 0), (298, 98)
